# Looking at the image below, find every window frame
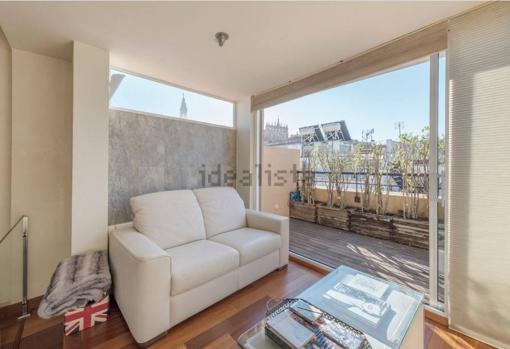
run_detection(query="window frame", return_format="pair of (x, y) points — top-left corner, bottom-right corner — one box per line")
(257, 52), (449, 314)
(109, 66), (236, 129)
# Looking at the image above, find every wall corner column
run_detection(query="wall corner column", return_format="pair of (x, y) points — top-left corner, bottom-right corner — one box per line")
(235, 98), (259, 209)
(71, 41), (109, 254)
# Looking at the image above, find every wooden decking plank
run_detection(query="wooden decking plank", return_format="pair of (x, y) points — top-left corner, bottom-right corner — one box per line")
(289, 218), (430, 297)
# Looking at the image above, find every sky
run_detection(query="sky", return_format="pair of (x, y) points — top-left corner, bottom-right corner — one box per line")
(265, 57), (446, 142)
(110, 57), (445, 137)
(110, 70), (234, 127)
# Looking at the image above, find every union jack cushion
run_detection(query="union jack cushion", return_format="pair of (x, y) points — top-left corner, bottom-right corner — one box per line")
(64, 296), (109, 335)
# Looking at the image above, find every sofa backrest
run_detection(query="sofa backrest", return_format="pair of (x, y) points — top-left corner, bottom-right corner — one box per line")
(130, 190), (206, 249)
(193, 187), (246, 238)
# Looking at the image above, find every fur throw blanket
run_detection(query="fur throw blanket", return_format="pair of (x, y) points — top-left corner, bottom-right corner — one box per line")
(37, 251), (111, 319)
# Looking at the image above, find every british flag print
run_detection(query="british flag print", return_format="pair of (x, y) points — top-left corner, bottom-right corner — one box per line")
(64, 296), (109, 336)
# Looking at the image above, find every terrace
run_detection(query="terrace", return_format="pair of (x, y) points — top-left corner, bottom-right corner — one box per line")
(262, 140), (445, 303)
(289, 218), (430, 299)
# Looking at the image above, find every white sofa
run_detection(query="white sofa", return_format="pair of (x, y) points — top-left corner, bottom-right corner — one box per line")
(108, 187), (289, 346)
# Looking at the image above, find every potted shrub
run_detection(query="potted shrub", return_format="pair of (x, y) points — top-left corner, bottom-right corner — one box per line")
(349, 142), (393, 239)
(392, 130), (430, 249)
(316, 149), (350, 231)
(372, 143), (390, 217)
(290, 150), (317, 223)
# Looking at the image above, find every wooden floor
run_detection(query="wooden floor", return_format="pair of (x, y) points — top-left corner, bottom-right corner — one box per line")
(289, 218), (430, 298)
(0, 262), (494, 349)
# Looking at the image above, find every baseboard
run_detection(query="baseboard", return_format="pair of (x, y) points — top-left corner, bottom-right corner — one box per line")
(289, 254), (330, 275)
(424, 308), (448, 326)
(0, 295), (42, 321)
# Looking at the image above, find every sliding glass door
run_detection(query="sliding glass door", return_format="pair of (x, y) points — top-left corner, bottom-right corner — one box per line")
(429, 53), (448, 309)
(256, 52), (449, 312)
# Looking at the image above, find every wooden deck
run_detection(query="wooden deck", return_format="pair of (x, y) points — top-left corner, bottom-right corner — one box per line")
(289, 218), (430, 298)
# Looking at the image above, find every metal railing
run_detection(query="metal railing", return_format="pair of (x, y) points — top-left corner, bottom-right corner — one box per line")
(296, 170), (429, 194)
(1, 215), (30, 319)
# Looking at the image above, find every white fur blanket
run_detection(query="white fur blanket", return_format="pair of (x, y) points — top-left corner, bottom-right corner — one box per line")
(37, 251), (111, 319)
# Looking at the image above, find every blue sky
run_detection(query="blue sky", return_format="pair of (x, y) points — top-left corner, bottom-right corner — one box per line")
(110, 70), (234, 127)
(110, 57), (445, 137)
(265, 57), (445, 142)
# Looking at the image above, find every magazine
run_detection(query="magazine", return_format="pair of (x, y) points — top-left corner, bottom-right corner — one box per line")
(265, 299), (369, 349)
(266, 309), (315, 348)
(323, 282), (390, 328)
(346, 274), (389, 299)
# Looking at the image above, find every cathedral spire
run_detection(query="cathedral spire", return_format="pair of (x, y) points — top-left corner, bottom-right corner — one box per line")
(179, 94), (188, 118)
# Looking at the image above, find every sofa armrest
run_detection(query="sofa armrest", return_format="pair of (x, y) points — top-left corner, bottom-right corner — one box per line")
(246, 209), (289, 268)
(109, 223), (171, 345)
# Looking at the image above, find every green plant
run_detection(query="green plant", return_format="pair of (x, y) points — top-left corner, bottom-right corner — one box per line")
(353, 143), (372, 213)
(371, 143), (390, 216)
(393, 128), (430, 219)
(316, 147), (350, 208)
(334, 155), (349, 209)
(316, 147), (337, 207)
(300, 149), (316, 205)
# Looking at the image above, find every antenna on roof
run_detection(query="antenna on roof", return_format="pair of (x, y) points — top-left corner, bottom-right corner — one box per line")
(395, 121), (405, 137)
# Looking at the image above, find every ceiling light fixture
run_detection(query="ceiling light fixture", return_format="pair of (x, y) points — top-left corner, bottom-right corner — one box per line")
(215, 32), (229, 47)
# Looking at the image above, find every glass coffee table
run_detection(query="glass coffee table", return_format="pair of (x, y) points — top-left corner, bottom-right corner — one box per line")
(238, 265), (424, 349)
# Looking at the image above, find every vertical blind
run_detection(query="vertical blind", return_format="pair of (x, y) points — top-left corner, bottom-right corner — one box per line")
(448, 2), (510, 347)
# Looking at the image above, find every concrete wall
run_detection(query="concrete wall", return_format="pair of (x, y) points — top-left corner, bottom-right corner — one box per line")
(261, 147), (300, 216)
(109, 109), (236, 225)
(71, 42), (109, 255)
(0, 27), (12, 306)
(11, 49), (73, 299)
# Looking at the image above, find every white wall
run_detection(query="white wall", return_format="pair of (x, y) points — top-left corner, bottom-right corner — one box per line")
(11, 49), (73, 299)
(71, 41), (109, 254)
(448, 3), (510, 348)
(235, 98), (252, 207)
(0, 40), (109, 302)
(0, 27), (12, 305)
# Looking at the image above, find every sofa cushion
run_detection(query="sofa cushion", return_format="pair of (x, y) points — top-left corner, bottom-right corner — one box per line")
(130, 190), (206, 250)
(165, 240), (239, 296)
(193, 187), (246, 238)
(210, 228), (281, 266)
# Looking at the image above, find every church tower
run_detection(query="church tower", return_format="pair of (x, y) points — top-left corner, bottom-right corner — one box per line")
(264, 116), (289, 143)
(179, 94), (188, 118)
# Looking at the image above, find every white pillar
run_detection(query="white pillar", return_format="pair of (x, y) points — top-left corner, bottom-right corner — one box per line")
(71, 41), (109, 254)
(235, 99), (251, 207)
(235, 98), (260, 209)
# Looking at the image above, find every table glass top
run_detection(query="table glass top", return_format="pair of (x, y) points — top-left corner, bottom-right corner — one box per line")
(238, 265), (423, 349)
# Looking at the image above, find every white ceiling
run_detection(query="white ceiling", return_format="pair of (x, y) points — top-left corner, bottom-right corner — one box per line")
(0, 1), (481, 101)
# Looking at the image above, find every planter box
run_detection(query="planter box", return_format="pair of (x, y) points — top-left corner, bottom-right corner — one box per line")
(316, 205), (349, 231)
(349, 210), (393, 240)
(393, 217), (429, 249)
(289, 202), (316, 223)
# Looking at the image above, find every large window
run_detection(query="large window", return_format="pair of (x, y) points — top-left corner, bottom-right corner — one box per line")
(260, 55), (447, 309)
(109, 69), (235, 128)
